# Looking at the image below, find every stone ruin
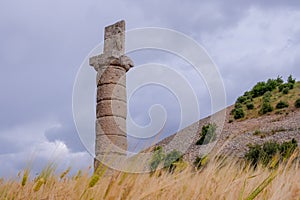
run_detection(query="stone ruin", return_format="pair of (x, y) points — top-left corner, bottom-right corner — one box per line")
(89, 20), (134, 171)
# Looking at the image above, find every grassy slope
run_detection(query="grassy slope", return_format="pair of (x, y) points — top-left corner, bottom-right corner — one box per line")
(235, 81), (300, 121)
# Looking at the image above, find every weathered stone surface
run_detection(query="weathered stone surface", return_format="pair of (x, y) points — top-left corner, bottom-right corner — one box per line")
(96, 116), (126, 136)
(104, 20), (125, 57)
(90, 55), (134, 72)
(90, 20), (134, 172)
(97, 84), (126, 102)
(95, 134), (127, 153)
(96, 66), (126, 87)
(96, 100), (127, 119)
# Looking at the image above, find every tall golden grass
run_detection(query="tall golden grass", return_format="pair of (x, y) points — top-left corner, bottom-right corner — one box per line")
(1, 152), (300, 200)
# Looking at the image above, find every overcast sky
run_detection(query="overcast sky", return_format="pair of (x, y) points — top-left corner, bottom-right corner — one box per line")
(1, 0), (300, 177)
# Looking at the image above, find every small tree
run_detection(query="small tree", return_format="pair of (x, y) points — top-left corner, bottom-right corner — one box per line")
(246, 102), (254, 110)
(282, 87), (289, 94)
(287, 74), (296, 84)
(164, 150), (182, 172)
(234, 108), (245, 119)
(276, 101), (289, 109)
(276, 75), (284, 85)
(196, 123), (217, 145)
(251, 82), (267, 98)
(245, 139), (298, 167)
(259, 101), (273, 114)
(150, 146), (165, 171)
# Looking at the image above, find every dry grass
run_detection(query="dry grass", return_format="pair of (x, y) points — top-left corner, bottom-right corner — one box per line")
(1, 153), (300, 200)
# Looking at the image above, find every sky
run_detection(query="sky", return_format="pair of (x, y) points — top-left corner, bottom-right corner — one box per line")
(1, 0), (300, 177)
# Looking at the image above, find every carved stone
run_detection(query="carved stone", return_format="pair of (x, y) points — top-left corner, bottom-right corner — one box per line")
(89, 20), (133, 171)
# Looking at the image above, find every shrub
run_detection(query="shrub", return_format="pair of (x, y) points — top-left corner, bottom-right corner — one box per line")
(276, 75), (284, 85)
(193, 155), (208, 169)
(259, 101), (273, 115)
(282, 87), (289, 94)
(251, 82), (267, 98)
(150, 146), (165, 171)
(276, 101), (289, 109)
(235, 102), (243, 109)
(236, 96), (247, 104)
(245, 139), (298, 167)
(245, 144), (261, 166)
(196, 123), (217, 145)
(263, 91), (272, 102)
(279, 139), (297, 159)
(266, 78), (278, 91)
(236, 92), (253, 105)
(287, 74), (296, 84)
(246, 102), (254, 110)
(278, 84), (284, 92)
(243, 91), (253, 100)
(295, 98), (300, 108)
(164, 150), (182, 172)
(288, 82), (294, 89)
(278, 83), (293, 92)
(150, 147), (183, 172)
(233, 107), (245, 119)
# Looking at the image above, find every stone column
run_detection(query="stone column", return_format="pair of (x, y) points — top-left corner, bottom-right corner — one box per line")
(89, 20), (133, 171)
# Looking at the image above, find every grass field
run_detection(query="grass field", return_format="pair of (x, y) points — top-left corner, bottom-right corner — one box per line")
(1, 151), (300, 200)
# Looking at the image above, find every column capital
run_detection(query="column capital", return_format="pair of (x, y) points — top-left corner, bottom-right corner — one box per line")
(89, 54), (134, 72)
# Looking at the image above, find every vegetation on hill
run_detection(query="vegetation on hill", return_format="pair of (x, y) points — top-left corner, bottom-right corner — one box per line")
(230, 75), (299, 121)
(149, 146), (184, 172)
(245, 139), (298, 167)
(195, 123), (217, 145)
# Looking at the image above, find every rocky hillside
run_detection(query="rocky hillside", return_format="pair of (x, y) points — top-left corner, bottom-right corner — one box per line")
(155, 76), (300, 164)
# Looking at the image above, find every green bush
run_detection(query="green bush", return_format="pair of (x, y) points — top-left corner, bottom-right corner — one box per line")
(236, 96), (247, 104)
(263, 91), (272, 102)
(276, 75), (284, 85)
(288, 74), (296, 84)
(245, 139), (298, 167)
(164, 150), (182, 172)
(251, 82), (268, 98)
(276, 101), (289, 109)
(150, 146), (165, 171)
(266, 78), (278, 91)
(250, 78), (280, 98)
(196, 123), (217, 145)
(278, 84), (284, 92)
(245, 144), (261, 166)
(279, 139), (297, 159)
(282, 87), (289, 94)
(259, 92), (274, 115)
(288, 82), (294, 89)
(233, 108), (245, 119)
(246, 102), (254, 110)
(295, 98), (300, 108)
(243, 91), (253, 100)
(234, 102), (243, 109)
(259, 101), (273, 115)
(149, 147), (182, 172)
(236, 92), (253, 105)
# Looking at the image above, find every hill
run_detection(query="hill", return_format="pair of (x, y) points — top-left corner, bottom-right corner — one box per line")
(155, 77), (300, 164)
